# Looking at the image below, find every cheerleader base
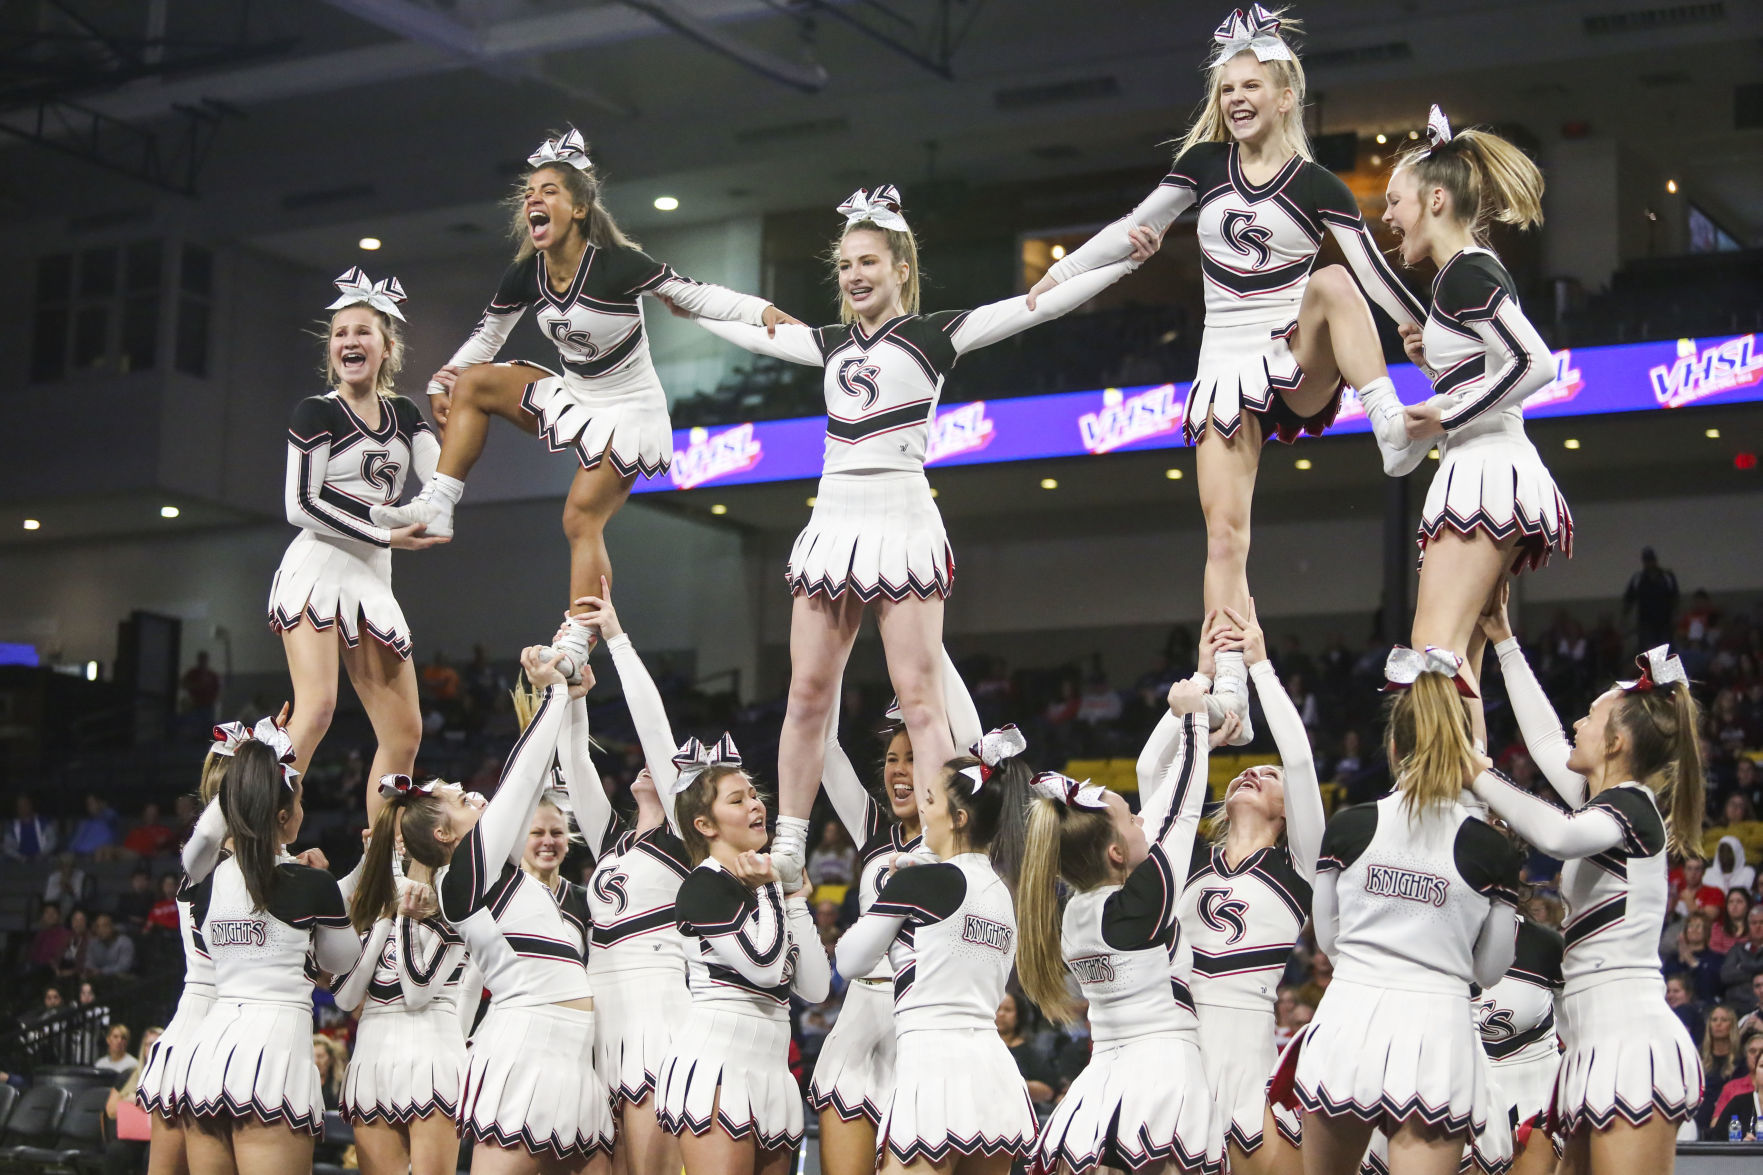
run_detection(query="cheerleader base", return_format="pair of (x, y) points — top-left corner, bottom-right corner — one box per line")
(1198, 1002), (1300, 1154)
(268, 532), (412, 660)
(1185, 319), (1342, 446)
(1032, 1032), (1221, 1175)
(135, 987), (214, 1119)
(519, 362), (672, 478)
(591, 966), (692, 1108)
(180, 1001), (325, 1135)
(808, 979), (896, 1125)
(656, 1007), (802, 1152)
(880, 1028), (1036, 1165)
(459, 1003), (615, 1160)
(1552, 977), (1701, 1135)
(787, 471), (953, 602)
(341, 1006), (466, 1126)
(1418, 427), (1572, 574)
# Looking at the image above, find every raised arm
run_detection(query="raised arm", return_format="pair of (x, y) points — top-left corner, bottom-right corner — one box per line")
(787, 894), (831, 1002)
(395, 916), (467, 1010)
(1310, 868), (1340, 958)
(1491, 638), (1587, 805)
(482, 683), (570, 869)
(821, 718), (880, 853)
(694, 318), (825, 366)
(182, 799), (227, 883)
(1468, 770), (1626, 859)
(1252, 660), (1324, 880)
(1320, 211), (1424, 329)
(942, 648), (982, 752)
(560, 697), (616, 858)
(329, 917), (393, 1012)
(605, 632), (683, 832)
(1104, 709), (1210, 949)
(945, 259), (1137, 356)
(1043, 177), (1196, 286)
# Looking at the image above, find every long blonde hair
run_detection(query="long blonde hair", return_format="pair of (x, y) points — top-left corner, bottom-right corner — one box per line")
(317, 305), (405, 396)
(1385, 673), (1477, 818)
(828, 220), (922, 325)
(1176, 10), (1310, 161)
(1394, 127), (1544, 245)
(509, 156), (638, 261)
(1016, 797), (1121, 1025)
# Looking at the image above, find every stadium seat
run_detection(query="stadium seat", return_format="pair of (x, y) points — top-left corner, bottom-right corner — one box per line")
(28, 1069), (110, 1097)
(0, 1084), (69, 1161)
(0, 1086), (18, 1136)
(5, 1084), (109, 1171)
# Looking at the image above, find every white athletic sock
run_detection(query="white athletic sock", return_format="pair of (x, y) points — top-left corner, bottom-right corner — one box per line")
(772, 816), (810, 861)
(1355, 377), (1422, 475)
(1213, 651), (1247, 700)
(427, 473), (465, 506)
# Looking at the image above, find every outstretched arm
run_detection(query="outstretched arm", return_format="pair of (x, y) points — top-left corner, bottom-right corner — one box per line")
(605, 633), (683, 832)
(560, 697), (616, 858)
(693, 318), (824, 366)
(787, 894), (831, 1002)
(1468, 770), (1626, 860)
(480, 681), (570, 870)
(834, 906), (906, 978)
(947, 260), (1136, 356)
(645, 270), (772, 326)
(1043, 179), (1195, 286)
(1491, 638), (1587, 806)
(1323, 217), (1424, 328)
(182, 799), (228, 883)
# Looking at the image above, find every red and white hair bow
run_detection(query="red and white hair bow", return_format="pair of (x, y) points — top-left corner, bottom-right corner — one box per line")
(528, 126), (592, 172)
(837, 184), (909, 232)
(209, 721), (253, 759)
(669, 733), (743, 797)
(211, 715), (299, 787)
(1424, 104), (1454, 150)
(327, 267), (408, 321)
(377, 773), (436, 802)
(959, 725), (1027, 793)
(1618, 645), (1688, 694)
(883, 696), (903, 723)
(1382, 645), (1476, 698)
(1031, 771), (1110, 813)
(1212, 4), (1293, 66)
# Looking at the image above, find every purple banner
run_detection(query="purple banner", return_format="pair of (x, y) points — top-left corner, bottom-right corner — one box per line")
(634, 333), (1763, 495)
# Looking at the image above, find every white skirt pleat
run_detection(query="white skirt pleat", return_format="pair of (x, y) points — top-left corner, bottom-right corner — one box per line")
(1186, 319), (1342, 445)
(340, 1006), (466, 1125)
(1198, 1002), (1301, 1155)
(135, 987), (214, 1119)
(1032, 1032), (1221, 1175)
(1552, 977), (1702, 1134)
(786, 471), (953, 602)
(591, 966), (692, 1108)
(268, 532), (412, 659)
(521, 367), (673, 478)
(180, 1001), (326, 1135)
(809, 979), (896, 1125)
(880, 1028), (1037, 1165)
(1419, 431), (1572, 574)
(655, 1007), (803, 1152)
(458, 1003), (616, 1161)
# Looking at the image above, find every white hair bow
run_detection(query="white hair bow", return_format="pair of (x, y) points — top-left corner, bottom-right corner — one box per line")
(377, 773), (436, 802)
(327, 267), (408, 321)
(883, 696), (903, 723)
(837, 184), (909, 232)
(1212, 4), (1294, 66)
(959, 724), (1027, 793)
(1383, 645), (1475, 698)
(1619, 645), (1688, 694)
(1425, 104), (1454, 150)
(668, 733), (742, 797)
(209, 721), (252, 759)
(528, 127), (592, 172)
(210, 715), (299, 788)
(1031, 771), (1110, 813)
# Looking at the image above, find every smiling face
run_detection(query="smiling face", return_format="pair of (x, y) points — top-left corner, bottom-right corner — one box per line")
(328, 306), (388, 394)
(884, 729), (916, 823)
(838, 227), (908, 322)
(524, 799), (570, 879)
(1564, 690), (1623, 778)
(692, 771), (770, 856)
(523, 165), (585, 254)
(1225, 764), (1288, 827)
(1216, 52), (1292, 147)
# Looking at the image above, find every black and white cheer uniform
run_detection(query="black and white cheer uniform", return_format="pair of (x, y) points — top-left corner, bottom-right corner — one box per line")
(438, 246), (773, 477)
(134, 895), (215, 1119)
(1033, 711), (1221, 1175)
(269, 391), (438, 659)
(696, 258), (1135, 601)
(1046, 141), (1423, 443)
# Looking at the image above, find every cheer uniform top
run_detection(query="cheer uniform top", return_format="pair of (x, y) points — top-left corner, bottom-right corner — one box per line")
(437, 245), (772, 477)
(1046, 141), (1423, 442)
(697, 258), (1135, 602)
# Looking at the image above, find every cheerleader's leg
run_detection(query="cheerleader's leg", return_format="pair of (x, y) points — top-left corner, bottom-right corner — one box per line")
(1283, 266), (1390, 419)
(351, 1120), (410, 1175)
(1411, 530), (1512, 746)
(434, 363), (543, 478)
(816, 1110), (880, 1175)
(146, 1112), (189, 1175)
(875, 596), (956, 809)
(562, 456), (638, 612)
(618, 1098), (682, 1175)
(228, 1119), (314, 1175)
(1231, 1104), (1303, 1175)
(878, 1154), (1012, 1175)
(1582, 1117), (1678, 1175)
(406, 1113), (463, 1175)
(1299, 1113), (1375, 1175)
(339, 639), (422, 822)
(1383, 1124), (1463, 1175)
(1195, 419), (1262, 742)
(774, 592), (867, 864)
(281, 622), (341, 777)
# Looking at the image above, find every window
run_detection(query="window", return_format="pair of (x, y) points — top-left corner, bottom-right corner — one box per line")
(1688, 202), (1740, 254)
(30, 241), (163, 382)
(176, 244), (213, 377)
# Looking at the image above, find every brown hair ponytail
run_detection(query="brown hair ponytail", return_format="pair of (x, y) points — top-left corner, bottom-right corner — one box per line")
(220, 742), (298, 913)
(1610, 683), (1706, 858)
(1397, 127), (1544, 245)
(1386, 672), (1477, 818)
(1015, 796), (1121, 1025)
(349, 787), (455, 931)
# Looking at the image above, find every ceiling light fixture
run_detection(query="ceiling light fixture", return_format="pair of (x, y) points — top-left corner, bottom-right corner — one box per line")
(1563, 438), (1580, 450)
(1050, 244), (1066, 260)
(22, 519), (40, 531)
(160, 505), (180, 518)
(1165, 468), (1183, 480)
(1040, 478), (1058, 490)
(1705, 427), (1721, 439)
(653, 196), (679, 211)
(709, 503), (727, 515)
(1295, 458), (1313, 470)
(358, 237), (382, 251)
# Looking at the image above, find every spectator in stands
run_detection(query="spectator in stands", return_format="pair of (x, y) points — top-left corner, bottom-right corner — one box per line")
(807, 822), (856, 887)
(1737, 757), (1763, 816)
(1075, 674), (1122, 726)
(1051, 1001), (1092, 1097)
(1681, 589), (1720, 645)
(1285, 672), (1320, 731)
(85, 913), (135, 978)
(1674, 855), (1727, 921)
(1295, 951), (1334, 1008)
(1291, 999), (1316, 1033)
(1721, 905), (1763, 1012)
(120, 802), (175, 858)
(1622, 547), (1680, 653)
(995, 992), (1057, 1107)
(144, 873), (180, 935)
(1715, 890), (1753, 955)
(1274, 988), (1299, 1048)
(1330, 729), (1363, 783)
(43, 852), (87, 915)
(1043, 678), (1080, 727)
(94, 1024), (136, 1077)
(55, 909), (91, 979)
(171, 793), (199, 842)
(1666, 975), (1704, 1043)
(1706, 1030), (1763, 1140)
(115, 868), (155, 935)
(1708, 830), (1759, 895)
(3, 794), (56, 860)
(180, 650), (222, 730)
(1666, 910), (1726, 1005)
(813, 899), (842, 950)
(67, 792), (120, 858)
(1699, 1004), (1743, 1136)
(313, 1035), (347, 1111)
(25, 904), (69, 977)
(420, 649), (461, 703)
(104, 1026), (161, 1175)
(1741, 976), (1763, 1039)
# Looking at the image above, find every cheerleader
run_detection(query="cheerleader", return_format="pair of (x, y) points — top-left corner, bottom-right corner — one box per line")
(270, 268), (441, 785)
(676, 184), (1141, 885)
(375, 128), (795, 677)
(1374, 106), (1565, 737)
(1272, 649), (1520, 1175)
(1468, 591), (1704, 1175)
(177, 727), (365, 1174)
(358, 646), (616, 1172)
(653, 737), (831, 1175)
(1026, 4), (1425, 744)
(832, 731), (1040, 1173)
(1017, 677), (1222, 1175)
(812, 659), (983, 1175)
(1169, 604), (1322, 1175)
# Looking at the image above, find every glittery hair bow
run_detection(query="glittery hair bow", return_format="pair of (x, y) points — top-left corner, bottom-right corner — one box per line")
(377, 773), (436, 802)
(1618, 645), (1688, 694)
(669, 733), (742, 797)
(1031, 771), (1110, 812)
(837, 184), (909, 232)
(1424, 103), (1454, 150)
(209, 721), (252, 759)
(528, 126), (592, 172)
(1212, 4), (1293, 66)
(959, 725), (1027, 793)
(1383, 645), (1476, 698)
(327, 267), (408, 321)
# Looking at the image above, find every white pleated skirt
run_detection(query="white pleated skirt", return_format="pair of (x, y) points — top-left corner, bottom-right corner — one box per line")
(1552, 977), (1702, 1135)
(1284, 978), (1496, 1141)
(520, 363), (673, 479)
(1419, 429), (1572, 574)
(787, 471), (953, 603)
(268, 531), (412, 660)
(341, 1006), (466, 1126)
(591, 966), (692, 1108)
(180, 1000), (325, 1135)
(458, 1003), (615, 1161)
(135, 986), (214, 1118)
(655, 1006), (803, 1152)
(1198, 1002), (1300, 1155)
(880, 1028), (1037, 1165)
(809, 979), (896, 1125)
(1495, 1046), (1562, 1145)
(1187, 318), (1342, 445)
(1032, 1031), (1221, 1175)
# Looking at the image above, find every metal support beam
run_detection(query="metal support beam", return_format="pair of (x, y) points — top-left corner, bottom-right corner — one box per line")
(1379, 471), (1412, 645)
(621, 0), (828, 92)
(0, 95), (239, 197)
(789, 0), (987, 80)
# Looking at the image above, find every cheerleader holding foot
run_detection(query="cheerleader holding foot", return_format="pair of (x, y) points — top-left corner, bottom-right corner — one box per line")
(1272, 651), (1520, 1175)
(374, 128), (796, 681)
(832, 734), (1040, 1174)
(675, 184), (1142, 886)
(271, 269), (443, 785)
(1026, 5), (1424, 746)
(812, 656), (983, 1175)
(1374, 107), (1566, 740)
(177, 730), (365, 1174)
(1018, 673), (1225, 1175)
(1467, 587), (1705, 1175)
(362, 646), (616, 1174)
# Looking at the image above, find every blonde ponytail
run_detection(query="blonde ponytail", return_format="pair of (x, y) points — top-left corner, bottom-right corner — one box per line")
(1016, 799), (1076, 1024)
(1396, 127), (1543, 245)
(1611, 683), (1706, 858)
(1386, 672), (1476, 818)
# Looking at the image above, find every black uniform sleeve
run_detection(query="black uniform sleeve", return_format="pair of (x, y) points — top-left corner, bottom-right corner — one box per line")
(387, 395), (433, 439)
(1510, 919), (1565, 990)
(914, 311), (972, 372)
(675, 867), (758, 937)
(288, 395), (339, 446)
(266, 863), (352, 929)
(606, 246), (672, 296)
(870, 861), (966, 925)
(1585, 786), (1668, 858)
(1317, 804), (1380, 872)
(1454, 820), (1523, 904)
(489, 256), (538, 313)
(1168, 141), (1227, 193)
(1101, 846), (1180, 952)
(1434, 252), (1515, 324)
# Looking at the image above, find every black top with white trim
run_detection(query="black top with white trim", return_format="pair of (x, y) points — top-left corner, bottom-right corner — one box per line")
(284, 392), (438, 550)
(675, 859), (828, 1014)
(1419, 249), (1556, 439)
(1475, 920), (1563, 1064)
